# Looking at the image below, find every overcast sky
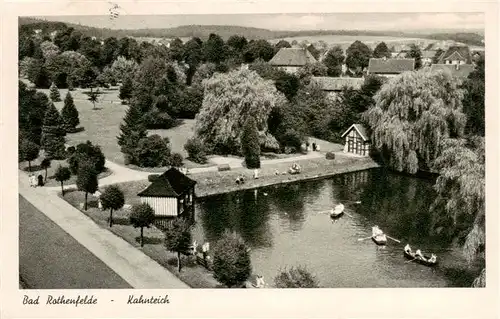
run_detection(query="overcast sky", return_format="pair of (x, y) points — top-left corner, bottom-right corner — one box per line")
(36, 13), (484, 32)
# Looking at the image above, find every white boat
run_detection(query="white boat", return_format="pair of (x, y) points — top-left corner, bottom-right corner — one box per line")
(371, 226), (387, 245)
(330, 204), (345, 219)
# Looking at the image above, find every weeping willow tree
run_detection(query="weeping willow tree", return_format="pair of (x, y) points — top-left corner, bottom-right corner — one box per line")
(195, 66), (285, 155)
(432, 137), (485, 287)
(363, 70), (466, 173)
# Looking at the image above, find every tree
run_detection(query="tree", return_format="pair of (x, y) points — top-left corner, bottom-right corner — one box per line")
(117, 104), (147, 164)
(40, 158), (51, 182)
(20, 139), (40, 171)
(119, 76), (133, 104)
(40, 41), (60, 60)
(169, 153), (184, 167)
(184, 137), (208, 164)
(49, 82), (61, 102)
(243, 39), (275, 63)
(213, 230), (252, 287)
(241, 117), (261, 169)
(195, 67), (283, 155)
(40, 102), (66, 159)
(54, 165), (71, 196)
(68, 141), (106, 174)
(363, 69), (466, 173)
(130, 203), (155, 247)
(76, 162), (99, 211)
(61, 92), (80, 132)
(306, 44), (320, 60)
(19, 81), (49, 145)
(86, 88), (100, 110)
(274, 266), (319, 288)
(133, 135), (171, 167)
(433, 48), (444, 64)
(164, 217), (192, 272)
(191, 62), (217, 86)
(431, 137), (484, 286)
(462, 56), (485, 136)
(100, 185), (125, 227)
(227, 35), (248, 52)
(373, 42), (391, 59)
(169, 38), (185, 62)
(323, 46), (345, 77)
(109, 55), (138, 82)
(183, 38), (205, 84)
(407, 44), (422, 69)
(274, 73), (300, 101)
(296, 62), (328, 81)
(345, 40), (372, 73)
(203, 33), (225, 64)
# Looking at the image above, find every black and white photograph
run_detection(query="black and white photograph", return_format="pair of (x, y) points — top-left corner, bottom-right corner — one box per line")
(2, 1), (498, 318)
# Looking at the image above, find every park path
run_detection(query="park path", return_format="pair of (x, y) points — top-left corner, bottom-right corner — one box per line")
(19, 170), (189, 289)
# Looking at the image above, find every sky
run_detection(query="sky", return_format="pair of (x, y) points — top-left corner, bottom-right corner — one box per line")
(36, 13), (484, 32)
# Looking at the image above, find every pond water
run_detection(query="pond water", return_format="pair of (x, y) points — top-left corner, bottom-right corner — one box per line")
(192, 168), (479, 288)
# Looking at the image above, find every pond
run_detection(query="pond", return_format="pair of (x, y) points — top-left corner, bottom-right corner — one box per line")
(192, 168), (479, 288)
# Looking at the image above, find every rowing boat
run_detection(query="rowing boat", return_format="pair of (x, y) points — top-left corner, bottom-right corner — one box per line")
(404, 250), (438, 267)
(330, 204), (345, 219)
(371, 226), (387, 245)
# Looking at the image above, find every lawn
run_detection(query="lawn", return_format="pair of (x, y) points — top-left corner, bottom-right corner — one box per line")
(60, 188), (220, 288)
(33, 85), (202, 169)
(18, 157), (112, 188)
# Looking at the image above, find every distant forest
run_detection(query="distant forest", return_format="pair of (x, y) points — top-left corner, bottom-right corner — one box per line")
(19, 17), (485, 46)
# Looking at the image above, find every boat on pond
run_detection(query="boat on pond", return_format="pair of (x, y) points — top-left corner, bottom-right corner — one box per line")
(330, 204), (345, 219)
(404, 248), (438, 267)
(371, 226), (387, 245)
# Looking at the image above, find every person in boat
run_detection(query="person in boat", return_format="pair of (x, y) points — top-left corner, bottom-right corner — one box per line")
(415, 249), (424, 260)
(428, 254), (437, 263)
(372, 226), (384, 237)
(404, 244), (412, 254)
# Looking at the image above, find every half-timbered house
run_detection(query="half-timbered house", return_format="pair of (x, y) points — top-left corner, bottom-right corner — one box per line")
(341, 124), (371, 156)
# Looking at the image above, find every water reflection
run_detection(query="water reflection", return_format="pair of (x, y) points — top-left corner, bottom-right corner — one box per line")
(195, 168), (476, 287)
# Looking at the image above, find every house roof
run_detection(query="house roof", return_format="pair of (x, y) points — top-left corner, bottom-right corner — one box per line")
(138, 168), (196, 197)
(269, 48), (317, 67)
(429, 64), (475, 79)
(341, 124), (370, 141)
(311, 76), (364, 91)
(438, 46), (472, 64)
(368, 58), (415, 74)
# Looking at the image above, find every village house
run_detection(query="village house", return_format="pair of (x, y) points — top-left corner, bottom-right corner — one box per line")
(341, 124), (371, 156)
(137, 168), (197, 225)
(429, 63), (475, 79)
(421, 50), (437, 66)
(310, 76), (364, 99)
(367, 57), (415, 77)
(269, 47), (317, 74)
(437, 45), (472, 65)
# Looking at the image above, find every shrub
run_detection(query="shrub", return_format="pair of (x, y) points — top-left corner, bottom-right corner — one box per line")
(184, 137), (207, 164)
(278, 129), (304, 152)
(274, 266), (319, 288)
(68, 141), (106, 174)
(148, 174), (160, 182)
(169, 152), (184, 167)
(241, 117), (261, 169)
(66, 146), (76, 155)
(134, 135), (171, 167)
(213, 230), (252, 288)
(143, 108), (177, 129)
(326, 152), (336, 160)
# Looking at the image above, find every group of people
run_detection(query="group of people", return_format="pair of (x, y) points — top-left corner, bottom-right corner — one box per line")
(404, 244), (437, 263)
(305, 142), (321, 152)
(289, 162), (301, 174)
(28, 173), (44, 187)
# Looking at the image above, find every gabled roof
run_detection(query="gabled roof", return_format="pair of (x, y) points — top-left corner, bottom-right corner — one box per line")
(429, 64), (475, 79)
(269, 48), (317, 67)
(438, 46), (472, 64)
(341, 124), (370, 141)
(138, 168), (196, 197)
(368, 58), (415, 74)
(311, 76), (364, 92)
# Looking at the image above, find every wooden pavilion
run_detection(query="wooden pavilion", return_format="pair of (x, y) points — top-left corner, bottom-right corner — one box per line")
(137, 168), (197, 226)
